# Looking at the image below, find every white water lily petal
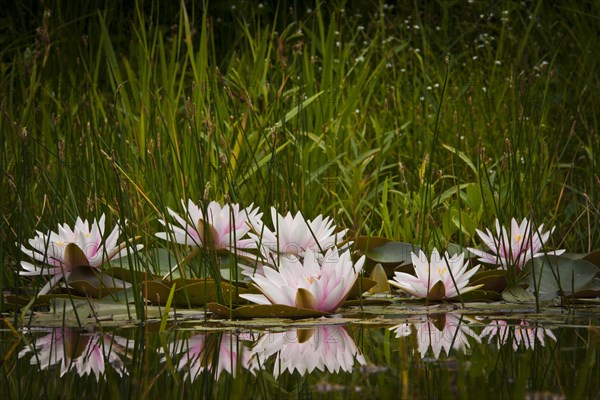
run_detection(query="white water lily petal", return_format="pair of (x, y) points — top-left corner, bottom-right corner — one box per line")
(468, 218), (563, 271)
(389, 248), (481, 300)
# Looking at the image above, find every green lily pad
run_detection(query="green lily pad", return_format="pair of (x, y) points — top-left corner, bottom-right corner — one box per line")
(354, 236), (393, 252)
(502, 285), (535, 303)
(365, 241), (419, 266)
(458, 289), (502, 302)
(470, 269), (507, 293)
(143, 278), (248, 307)
(368, 264), (391, 294)
(346, 277), (377, 299)
(523, 256), (599, 301)
(206, 302), (330, 318)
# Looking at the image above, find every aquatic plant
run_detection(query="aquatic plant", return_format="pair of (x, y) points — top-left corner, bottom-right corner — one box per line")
(19, 329), (131, 381)
(249, 207), (348, 261)
(248, 326), (365, 377)
(390, 313), (481, 359)
(388, 248), (482, 300)
(156, 200), (262, 252)
(480, 319), (557, 351)
(467, 218), (564, 271)
(18, 215), (142, 295)
(240, 248), (365, 312)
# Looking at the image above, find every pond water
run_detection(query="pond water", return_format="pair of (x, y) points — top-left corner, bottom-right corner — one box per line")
(2, 304), (599, 399)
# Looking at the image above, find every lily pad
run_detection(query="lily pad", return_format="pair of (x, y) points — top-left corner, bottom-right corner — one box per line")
(470, 269), (507, 293)
(365, 241), (419, 266)
(368, 264), (391, 294)
(502, 285), (536, 303)
(143, 278), (248, 307)
(67, 266), (130, 298)
(206, 302), (330, 318)
(458, 289), (502, 302)
(354, 236), (393, 252)
(523, 256), (599, 301)
(346, 277), (378, 299)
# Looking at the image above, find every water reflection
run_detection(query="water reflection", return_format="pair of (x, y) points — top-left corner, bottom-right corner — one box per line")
(390, 313), (481, 359)
(19, 328), (131, 380)
(248, 326), (366, 377)
(165, 333), (253, 380)
(480, 319), (557, 350)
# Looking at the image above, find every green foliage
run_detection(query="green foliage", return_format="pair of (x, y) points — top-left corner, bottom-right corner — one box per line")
(1, 0), (599, 313)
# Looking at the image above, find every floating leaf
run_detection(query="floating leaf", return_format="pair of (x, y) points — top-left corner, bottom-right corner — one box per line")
(143, 278), (248, 307)
(470, 269), (507, 293)
(206, 302), (329, 318)
(583, 249), (600, 270)
(523, 256), (599, 301)
(67, 266), (130, 298)
(368, 264), (391, 294)
(459, 289), (502, 302)
(346, 277), (377, 299)
(502, 285), (535, 303)
(366, 241), (418, 265)
(354, 236), (393, 252)
(570, 277), (600, 298)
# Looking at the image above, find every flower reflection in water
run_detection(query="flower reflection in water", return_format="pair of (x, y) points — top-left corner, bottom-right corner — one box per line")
(248, 326), (366, 378)
(390, 313), (481, 359)
(165, 333), (253, 381)
(19, 328), (131, 380)
(480, 320), (557, 351)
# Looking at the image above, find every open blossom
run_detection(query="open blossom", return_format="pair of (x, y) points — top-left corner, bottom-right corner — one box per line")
(467, 218), (564, 271)
(390, 313), (481, 359)
(18, 214), (141, 295)
(250, 207), (348, 259)
(156, 199), (262, 252)
(164, 333), (253, 381)
(480, 320), (557, 351)
(248, 326), (366, 378)
(19, 328), (131, 380)
(240, 248), (365, 313)
(388, 248), (482, 300)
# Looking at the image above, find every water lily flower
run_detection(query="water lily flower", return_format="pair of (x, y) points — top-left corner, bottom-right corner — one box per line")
(248, 326), (366, 377)
(480, 319), (557, 351)
(18, 214), (141, 295)
(250, 207), (348, 260)
(19, 328), (131, 380)
(390, 313), (481, 359)
(467, 218), (565, 271)
(240, 248), (365, 313)
(164, 333), (252, 380)
(388, 248), (482, 300)
(156, 199), (262, 252)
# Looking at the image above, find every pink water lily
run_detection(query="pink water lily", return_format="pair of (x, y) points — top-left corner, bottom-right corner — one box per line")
(19, 329), (131, 380)
(156, 199), (261, 252)
(248, 326), (366, 377)
(390, 313), (481, 359)
(480, 320), (557, 351)
(164, 333), (253, 381)
(467, 218), (564, 271)
(18, 214), (141, 295)
(250, 207), (348, 260)
(240, 248), (365, 313)
(388, 248), (482, 300)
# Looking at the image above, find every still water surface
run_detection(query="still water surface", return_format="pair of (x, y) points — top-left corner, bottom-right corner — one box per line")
(2, 307), (599, 399)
